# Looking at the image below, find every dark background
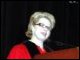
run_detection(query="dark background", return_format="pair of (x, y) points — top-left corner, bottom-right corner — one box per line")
(1, 1), (79, 58)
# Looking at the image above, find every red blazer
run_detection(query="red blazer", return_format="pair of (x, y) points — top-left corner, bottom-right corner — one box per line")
(7, 43), (46, 59)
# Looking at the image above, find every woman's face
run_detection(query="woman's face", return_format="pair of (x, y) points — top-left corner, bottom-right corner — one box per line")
(32, 18), (51, 41)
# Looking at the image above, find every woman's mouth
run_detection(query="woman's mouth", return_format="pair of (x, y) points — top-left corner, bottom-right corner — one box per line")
(41, 32), (46, 36)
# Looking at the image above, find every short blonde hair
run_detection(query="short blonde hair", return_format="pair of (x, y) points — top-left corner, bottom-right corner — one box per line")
(25, 12), (56, 38)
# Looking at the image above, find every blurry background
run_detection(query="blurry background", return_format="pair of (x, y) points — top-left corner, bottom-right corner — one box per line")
(1, 1), (79, 58)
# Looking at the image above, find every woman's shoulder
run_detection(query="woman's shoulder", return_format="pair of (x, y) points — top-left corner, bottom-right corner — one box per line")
(11, 43), (26, 50)
(11, 40), (33, 50)
(7, 42), (31, 59)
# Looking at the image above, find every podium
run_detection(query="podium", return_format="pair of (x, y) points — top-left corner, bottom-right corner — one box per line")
(34, 47), (79, 59)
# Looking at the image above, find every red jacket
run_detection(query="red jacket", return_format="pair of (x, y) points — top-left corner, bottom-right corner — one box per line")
(7, 43), (46, 59)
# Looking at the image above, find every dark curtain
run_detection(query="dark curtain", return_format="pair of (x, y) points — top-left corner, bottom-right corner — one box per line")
(1, 1), (79, 58)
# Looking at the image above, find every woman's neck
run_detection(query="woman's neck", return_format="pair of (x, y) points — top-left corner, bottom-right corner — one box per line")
(29, 36), (44, 48)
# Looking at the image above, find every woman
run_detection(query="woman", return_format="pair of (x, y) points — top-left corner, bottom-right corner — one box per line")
(7, 11), (56, 59)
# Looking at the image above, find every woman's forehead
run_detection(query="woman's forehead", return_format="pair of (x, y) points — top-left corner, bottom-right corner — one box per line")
(37, 18), (51, 26)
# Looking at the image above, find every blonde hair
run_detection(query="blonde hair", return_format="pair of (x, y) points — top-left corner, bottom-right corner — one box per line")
(25, 12), (56, 38)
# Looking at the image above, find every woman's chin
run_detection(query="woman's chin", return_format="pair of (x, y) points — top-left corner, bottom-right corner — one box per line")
(38, 36), (47, 41)
(35, 33), (47, 41)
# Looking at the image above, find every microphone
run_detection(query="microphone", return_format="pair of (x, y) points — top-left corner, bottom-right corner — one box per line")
(44, 44), (54, 52)
(44, 38), (76, 51)
(54, 41), (74, 47)
(44, 38), (54, 52)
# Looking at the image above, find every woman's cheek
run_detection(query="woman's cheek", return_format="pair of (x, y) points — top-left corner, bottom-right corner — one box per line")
(46, 31), (50, 39)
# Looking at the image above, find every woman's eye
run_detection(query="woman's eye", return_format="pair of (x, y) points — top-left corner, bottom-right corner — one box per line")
(39, 23), (43, 26)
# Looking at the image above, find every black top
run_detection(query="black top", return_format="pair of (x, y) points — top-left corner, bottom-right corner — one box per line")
(23, 40), (52, 58)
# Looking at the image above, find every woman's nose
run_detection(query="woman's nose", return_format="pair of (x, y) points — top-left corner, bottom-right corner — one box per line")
(43, 27), (48, 32)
